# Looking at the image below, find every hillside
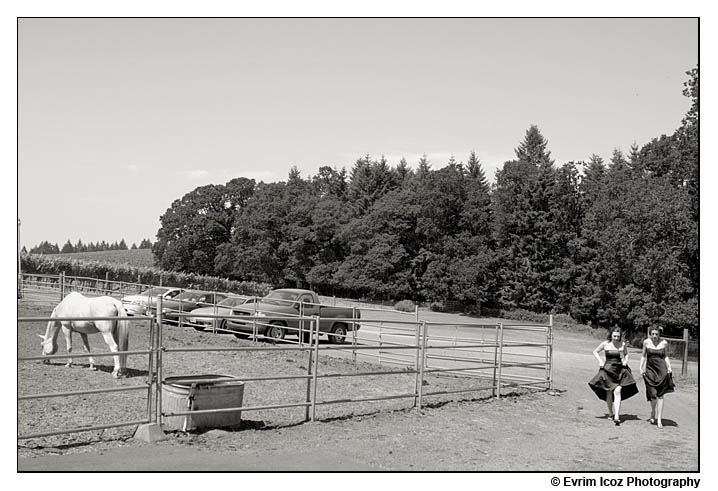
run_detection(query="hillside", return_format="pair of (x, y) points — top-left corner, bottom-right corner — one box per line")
(54, 249), (156, 268)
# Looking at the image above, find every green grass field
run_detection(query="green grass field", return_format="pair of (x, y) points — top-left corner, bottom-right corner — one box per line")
(55, 249), (156, 268)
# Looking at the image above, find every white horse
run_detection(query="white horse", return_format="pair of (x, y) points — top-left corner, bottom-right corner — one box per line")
(38, 292), (130, 378)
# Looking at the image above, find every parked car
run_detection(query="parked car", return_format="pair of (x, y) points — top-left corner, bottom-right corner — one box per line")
(186, 296), (254, 332)
(121, 287), (182, 316)
(154, 290), (228, 326)
(227, 288), (360, 343)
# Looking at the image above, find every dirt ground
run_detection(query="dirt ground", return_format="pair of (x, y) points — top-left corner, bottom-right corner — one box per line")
(17, 299), (699, 472)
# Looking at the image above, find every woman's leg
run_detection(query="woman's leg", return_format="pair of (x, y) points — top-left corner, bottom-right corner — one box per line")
(649, 399), (657, 423)
(656, 397), (664, 428)
(613, 387), (622, 423)
(606, 390), (614, 417)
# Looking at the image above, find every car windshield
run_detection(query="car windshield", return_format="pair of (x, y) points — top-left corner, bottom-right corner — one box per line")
(140, 287), (169, 296)
(176, 291), (206, 302)
(218, 297), (247, 307)
(262, 291), (301, 305)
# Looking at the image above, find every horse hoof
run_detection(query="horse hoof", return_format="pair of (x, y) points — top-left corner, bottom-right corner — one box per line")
(64, 363), (73, 368)
(89, 366), (97, 371)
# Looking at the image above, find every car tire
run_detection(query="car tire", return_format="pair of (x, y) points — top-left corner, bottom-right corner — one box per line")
(193, 325), (205, 332)
(265, 322), (286, 342)
(217, 320), (228, 333)
(329, 323), (348, 344)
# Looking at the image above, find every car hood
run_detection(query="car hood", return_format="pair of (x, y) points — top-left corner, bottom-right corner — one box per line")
(122, 294), (155, 302)
(190, 306), (233, 315)
(234, 301), (298, 315)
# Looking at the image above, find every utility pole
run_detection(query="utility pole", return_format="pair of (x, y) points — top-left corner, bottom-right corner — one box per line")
(17, 218), (22, 298)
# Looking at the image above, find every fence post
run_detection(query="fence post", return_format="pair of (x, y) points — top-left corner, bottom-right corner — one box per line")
(351, 306), (357, 363)
(492, 323), (499, 397)
(496, 322), (504, 398)
(304, 316), (314, 422)
(413, 319), (421, 407)
(60, 271), (65, 301)
(379, 322), (383, 365)
(211, 290), (218, 334)
(417, 321), (428, 410)
(548, 314), (554, 390)
(311, 315), (320, 422)
(681, 329), (688, 376)
(105, 272), (110, 295)
(252, 299), (258, 342)
(156, 296), (164, 426)
(299, 303), (305, 348)
(147, 309), (156, 423)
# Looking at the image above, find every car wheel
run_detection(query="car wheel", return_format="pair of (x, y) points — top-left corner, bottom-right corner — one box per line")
(217, 320), (228, 333)
(265, 322), (286, 342)
(193, 325), (205, 332)
(329, 323), (347, 344)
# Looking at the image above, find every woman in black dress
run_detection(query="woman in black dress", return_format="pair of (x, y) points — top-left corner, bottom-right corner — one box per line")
(588, 327), (639, 425)
(639, 326), (675, 429)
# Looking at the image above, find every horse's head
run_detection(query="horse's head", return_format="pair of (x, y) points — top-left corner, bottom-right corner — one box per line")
(37, 334), (57, 356)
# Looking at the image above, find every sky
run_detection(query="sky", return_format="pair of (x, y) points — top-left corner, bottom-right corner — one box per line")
(17, 17), (697, 249)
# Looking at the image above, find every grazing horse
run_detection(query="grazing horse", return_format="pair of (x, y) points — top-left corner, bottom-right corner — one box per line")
(38, 292), (130, 378)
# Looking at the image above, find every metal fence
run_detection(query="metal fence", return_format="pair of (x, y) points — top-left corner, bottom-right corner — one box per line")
(18, 273), (553, 442)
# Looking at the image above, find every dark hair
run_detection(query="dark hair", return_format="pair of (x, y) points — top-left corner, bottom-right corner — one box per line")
(648, 326), (662, 336)
(606, 327), (622, 341)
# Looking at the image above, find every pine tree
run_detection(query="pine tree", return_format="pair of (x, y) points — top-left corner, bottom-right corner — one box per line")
(515, 125), (555, 168)
(415, 154), (432, 181)
(465, 150), (489, 192)
(61, 240), (75, 253)
(395, 157), (413, 183)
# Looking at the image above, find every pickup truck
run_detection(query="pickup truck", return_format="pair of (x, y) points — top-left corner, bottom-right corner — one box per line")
(226, 288), (360, 343)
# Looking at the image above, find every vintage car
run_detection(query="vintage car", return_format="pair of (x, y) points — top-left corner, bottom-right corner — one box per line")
(152, 290), (228, 326)
(186, 296), (254, 332)
(227, 288), (360, 343)
(121, 287), (182, 316)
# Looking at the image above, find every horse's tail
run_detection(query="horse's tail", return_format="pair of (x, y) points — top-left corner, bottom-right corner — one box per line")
(114, 300), (130, 371)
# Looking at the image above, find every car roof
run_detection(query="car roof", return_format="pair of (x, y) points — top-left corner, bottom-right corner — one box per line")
(272, 288), (313, 295)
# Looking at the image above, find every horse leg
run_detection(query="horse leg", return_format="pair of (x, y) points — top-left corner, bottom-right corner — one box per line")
(80, 333), (96, 370)
(100, 330), (121, 378)
(62, 326), (73, 368)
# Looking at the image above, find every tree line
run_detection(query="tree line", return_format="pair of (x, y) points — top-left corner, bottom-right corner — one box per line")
(153, 68), (698, 337)
(29, 238), (154, 254)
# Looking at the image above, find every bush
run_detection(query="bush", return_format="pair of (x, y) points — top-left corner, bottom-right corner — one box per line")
(394, 300), (416, 312)
(21, 253), (272, 296)
(429, 301), (445, 312)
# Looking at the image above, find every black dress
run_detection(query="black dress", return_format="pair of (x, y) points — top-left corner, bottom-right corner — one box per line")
(588, 346), (639, 401)
(643, 346), (675, 400)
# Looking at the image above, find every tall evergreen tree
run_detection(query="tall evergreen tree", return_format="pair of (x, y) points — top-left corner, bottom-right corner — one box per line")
(61, 240), (75, 253)
(515, 125), (555, 168)
(493, 125), (558, 312)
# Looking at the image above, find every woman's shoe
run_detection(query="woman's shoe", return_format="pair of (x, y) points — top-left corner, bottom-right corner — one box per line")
(648, 418), (656, 425)
(657, 421), (663, 429)
(614, 418), (621, 426)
